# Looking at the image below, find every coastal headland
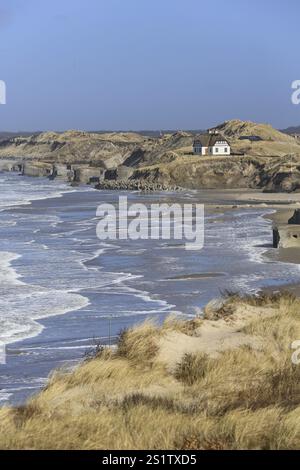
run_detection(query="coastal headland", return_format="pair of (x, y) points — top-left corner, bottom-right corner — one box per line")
(2, 120), (300, 449)
(1, 119), (300, 192)
(1, 290), (300, 449)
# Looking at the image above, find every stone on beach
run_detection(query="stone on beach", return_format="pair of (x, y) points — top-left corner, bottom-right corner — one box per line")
(288, 209), (300, 225)
(273, 209), (300, 248)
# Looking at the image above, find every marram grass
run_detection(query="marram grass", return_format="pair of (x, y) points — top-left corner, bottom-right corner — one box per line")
(1, 291), (300, 450)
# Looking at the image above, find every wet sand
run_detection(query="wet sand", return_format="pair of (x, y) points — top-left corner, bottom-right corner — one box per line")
(206, 189), (300, 266)
(167, 272), (225, 280)
(3, 182), (300, 404)
(138, 187), (300, 300)
(203, 189), (300, 297)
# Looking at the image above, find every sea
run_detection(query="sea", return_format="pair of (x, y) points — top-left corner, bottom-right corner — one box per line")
(0, 172), (299, 405)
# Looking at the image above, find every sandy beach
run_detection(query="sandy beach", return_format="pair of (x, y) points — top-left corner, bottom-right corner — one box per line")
(205, 189), (300, 267)
(2, 179), (300, 405)
(1, 182), (300, 448)
(244, 194), (300, 267)
(202, 189), (300, 299)
(1, 290), (300, 450)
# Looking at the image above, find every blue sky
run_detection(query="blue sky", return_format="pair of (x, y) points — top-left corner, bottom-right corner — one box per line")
(0, 0), (299, 131)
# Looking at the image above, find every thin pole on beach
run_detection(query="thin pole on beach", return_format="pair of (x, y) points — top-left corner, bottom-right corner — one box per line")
(108, 315), (112, 347)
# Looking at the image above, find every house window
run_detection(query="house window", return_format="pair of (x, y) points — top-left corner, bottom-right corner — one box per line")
(215, 147), (219, 153)
(224, 147), (227, 152)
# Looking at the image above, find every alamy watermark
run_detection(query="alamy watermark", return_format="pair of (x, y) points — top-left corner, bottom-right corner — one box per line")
(0, 80), (6, 104)
(96, 196), (204, 250)
(291, 80), (300, 105)
(291, 340), (300, 364)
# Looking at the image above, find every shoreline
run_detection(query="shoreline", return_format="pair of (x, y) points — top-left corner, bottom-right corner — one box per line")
(206, 190), (300, 267)
(0, 175), (96, 364)
(1, 290), (300, 449)
(2, 181), (300, 404)
(205, 191), (300, 297)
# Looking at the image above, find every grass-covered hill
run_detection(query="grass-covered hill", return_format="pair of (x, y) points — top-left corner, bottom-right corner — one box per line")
(1, 120), (300, 191)
(1, 291), (300, 450)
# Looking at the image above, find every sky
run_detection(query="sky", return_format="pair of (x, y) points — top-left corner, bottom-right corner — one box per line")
(0, 0), (300, 131)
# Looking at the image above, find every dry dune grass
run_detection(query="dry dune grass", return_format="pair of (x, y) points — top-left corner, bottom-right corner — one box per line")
(1, 291), (300, 449)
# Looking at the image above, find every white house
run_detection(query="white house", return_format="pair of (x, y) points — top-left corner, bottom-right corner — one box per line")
(193, 132), (230, 156)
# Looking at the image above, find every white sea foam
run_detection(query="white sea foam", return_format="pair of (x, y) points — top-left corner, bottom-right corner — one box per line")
(0, 172), (93, 212)
(0, 175), (95, 363)
(0, 391), (12, 402)
(0, 203), (173, 366)
(0, 252), (24, 287)
(0, 281), (90, 364)
(4, 179), (300, 405)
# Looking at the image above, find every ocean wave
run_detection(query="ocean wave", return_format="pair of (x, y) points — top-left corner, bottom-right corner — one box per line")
(0, 173), (92, 212)
(0, 280), (90, 364)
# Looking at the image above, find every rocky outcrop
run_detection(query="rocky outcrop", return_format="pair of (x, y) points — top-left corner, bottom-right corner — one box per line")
(273, 209), (300, 248)
(52, 164), (74, 181)
(130, 156), (264, 190)
(95, 179), (182, 192)
(0, 160), (105, 184)
(212, 119), (295, 143)
(22, 162), (53, 177)
(104, 165), (134, 181)
(0, 130), (145, 166)
(288, 209), (300, 224)
(73, 166), (105, 184)
(273, 225), (300, 248)
(0, 159), (23, 172)
(260, 155), (300, 192)
(1, 120), (300, 192)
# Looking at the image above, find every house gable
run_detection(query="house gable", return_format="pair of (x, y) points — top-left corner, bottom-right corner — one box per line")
(193, 133), (230, 155)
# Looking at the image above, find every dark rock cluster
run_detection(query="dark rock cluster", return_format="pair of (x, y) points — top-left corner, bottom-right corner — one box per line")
(95, 179), (182, 192)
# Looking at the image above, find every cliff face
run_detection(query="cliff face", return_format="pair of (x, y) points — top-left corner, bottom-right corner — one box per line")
(1, 120), (300, 191)
(132, 156), (262, 189)
(212, 119), (294, 142)
(0, 130), (146, 168)
(131, 154), (300, 192)
(1, 292), (300, 450)
(127, 121), (300, 191)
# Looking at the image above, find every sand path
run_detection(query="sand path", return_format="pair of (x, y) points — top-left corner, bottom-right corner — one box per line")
(157, 304), (275, 369)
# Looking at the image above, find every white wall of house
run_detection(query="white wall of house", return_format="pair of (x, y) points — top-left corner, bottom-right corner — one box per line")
(193, 146), (207, 155)
(210, 142), (230, 155)
(193, 142), (230, 156)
